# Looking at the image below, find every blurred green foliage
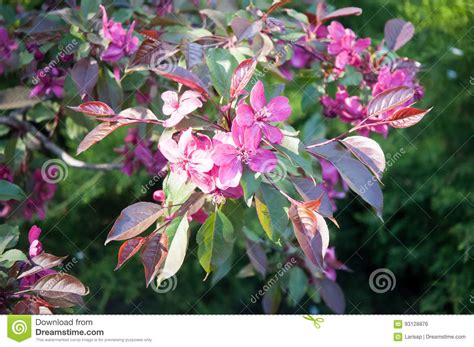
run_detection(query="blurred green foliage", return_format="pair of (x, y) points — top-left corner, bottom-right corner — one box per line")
(16, 0), (473, 313)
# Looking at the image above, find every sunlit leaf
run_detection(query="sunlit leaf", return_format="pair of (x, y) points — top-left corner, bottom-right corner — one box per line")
(341, 136), (385, 181)
(367, 86), (414, 118)
(115, 237), (145, 270)
(384, 18), (415, 51)
(69, 101), (115, 117)
(388, 107), (432, 128)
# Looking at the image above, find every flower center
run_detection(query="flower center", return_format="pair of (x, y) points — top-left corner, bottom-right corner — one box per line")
(237, 149), (251, 164)
(212, 192), (226, 205)
(255, 106), (271, 121)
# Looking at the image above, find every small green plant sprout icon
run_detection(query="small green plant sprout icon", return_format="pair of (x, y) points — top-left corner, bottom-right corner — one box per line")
(303, 315), (325, 329)
(7, 315), (32, 342)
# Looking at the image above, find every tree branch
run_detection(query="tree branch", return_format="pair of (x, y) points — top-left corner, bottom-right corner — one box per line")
(0, 116), (122, 171)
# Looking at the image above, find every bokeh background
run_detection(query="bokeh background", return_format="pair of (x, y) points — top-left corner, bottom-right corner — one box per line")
(15, 0), (473, 314)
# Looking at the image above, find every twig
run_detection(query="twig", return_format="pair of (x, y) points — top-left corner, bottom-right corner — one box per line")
(0, 116), (122, 171)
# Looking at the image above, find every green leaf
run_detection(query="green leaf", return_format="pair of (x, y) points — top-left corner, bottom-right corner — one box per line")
(0, 224), (19, 254)
(0, 249), (27, 267)
(196, 210), (235, 274)
(254, 183), (289, 242)
(341, 65), (363, 86)
(206, 48), (238, 101)
(0, 180), (26, 201)
(163, 171), (196, 214)
(80, 0), (100, 21)
(241, 169), (261, 206)
(287, 267), (308, 306)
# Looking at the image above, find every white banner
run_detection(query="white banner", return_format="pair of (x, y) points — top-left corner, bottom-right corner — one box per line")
(1, 315), (472, 346)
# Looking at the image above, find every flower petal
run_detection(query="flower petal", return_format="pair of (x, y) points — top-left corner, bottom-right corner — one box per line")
(248, 149), (277, 173)
(250, 80), (266, 111)
(190, 149), (214, 172)
(28, 225), (42, 243)
(261, 123), (284, 144)
(218, 161), (243, 188)
(236, 104), (255, 127)
(191, 171), (215, 193)
(266, 96), (291, 121)
(212, 144), (237, 166)
(158, 138), (180, 163)
(162, 112), (185, 128)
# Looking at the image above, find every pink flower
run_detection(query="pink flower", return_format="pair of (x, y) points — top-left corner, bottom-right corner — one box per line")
(30, 67), (65, 98)
(0, 27), (17, 75)
(159, 128), (214, 193)
(23, 170), (57, 220)
(326, 21), (370, 71)
(153, 190), (165, 202)
(28, 225), (43, 257)
(324, 247), (350, 281)
(235, 81), (291, 144)
(211, 122), (277, 189)
(100, 5), (139, 62)
(161, 90), (203, 127)
(321, 86), (365, 122)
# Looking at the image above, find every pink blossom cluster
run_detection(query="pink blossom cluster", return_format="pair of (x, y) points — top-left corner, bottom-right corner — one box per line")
(23, 170), (57, 221)
(158, 81), (291, 202)
(0, 27), (17, 75)
(30, 67), (65, 99)
(115, 128), (167, 176)
(19, 225), (56, 289)
(100, 5), (139, 62)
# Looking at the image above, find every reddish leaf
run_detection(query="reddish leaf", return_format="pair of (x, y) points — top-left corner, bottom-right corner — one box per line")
(128, 37), (177, 69)
(153, 65), (210, 97)
(69, 101), (115, 117)
(140, 232), (168, 287)
(319, 7), (362, 23)
(289, 204), (329, 270)
(367, 86), (414, 117)
(18, 253), (67, 279)
(314, 278), (345, 313)
(28, 273), (89, 298)
(230, 58), (257, 100)
(115, 237), (145, 270)
(77, 107), (158, 154)
(43, 294), (85, 308)
(105, 202), (163, 244)
(71, 58), (99, 99)
(388, 107), (432, 128)
(291, 177), (334, 220)
(384, 19), (415, 51)
(341, 136), (385, 181)
(140, 30), (160, 40)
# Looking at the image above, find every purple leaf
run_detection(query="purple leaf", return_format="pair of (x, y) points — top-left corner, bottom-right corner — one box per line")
(77, 107), (158, 154)
(367, 86), (414, 118)
(153, 65), (210, 97)
(69, 101), (115, 117)
(341, 136), (385, 181)
(230, 58), (257, 100)
(314, 278), (345, 313)
(140, 232), (168, 287)
(289, 204), (329, 270)
(105, 202), (164, 244)
(115, 237), (145, 270)
(290, 177), (334, 219)
(71, 58), (98, 99)
(320, 7), (362, 23)
(231, 18), (263, 42)
(307, 142), (384, 220)
(384, 19), (415, 51)
(28, 273), (89, 298)
(17, 253), (67, 279)
(245, 239), (267, 277)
